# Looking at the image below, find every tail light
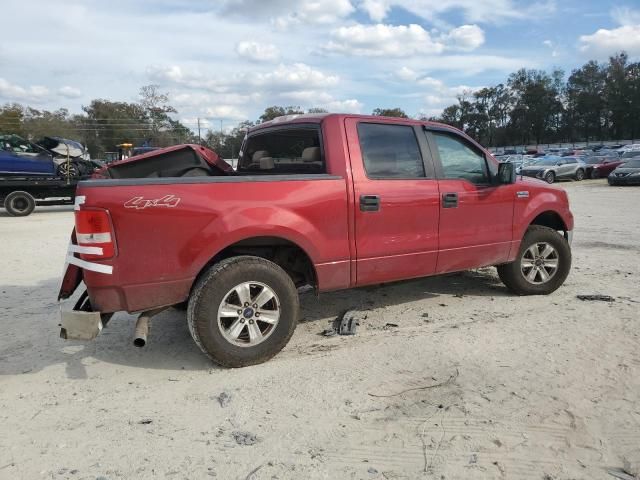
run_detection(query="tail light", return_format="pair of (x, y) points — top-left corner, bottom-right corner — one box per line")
(74, 209), (116, 259)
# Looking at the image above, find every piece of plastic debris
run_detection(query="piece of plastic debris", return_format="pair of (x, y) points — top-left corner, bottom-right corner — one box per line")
(577, 294), (615, 302)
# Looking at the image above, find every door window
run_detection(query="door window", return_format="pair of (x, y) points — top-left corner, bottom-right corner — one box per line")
(357, 123), (425, 179)
(431, 131), (489, 184)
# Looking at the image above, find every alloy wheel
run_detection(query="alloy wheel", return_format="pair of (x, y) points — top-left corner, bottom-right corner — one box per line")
(520, 242), (559, 285)
(217, 281), (280, 347)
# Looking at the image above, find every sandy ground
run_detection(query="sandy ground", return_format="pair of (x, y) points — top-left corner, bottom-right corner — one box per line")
(1, 180), (639, 480)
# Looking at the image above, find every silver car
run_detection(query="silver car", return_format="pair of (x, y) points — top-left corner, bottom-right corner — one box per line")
(518, 156), (586, 183)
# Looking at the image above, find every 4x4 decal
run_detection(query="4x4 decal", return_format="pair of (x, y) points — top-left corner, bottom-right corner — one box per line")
(124, 194), (180, 209)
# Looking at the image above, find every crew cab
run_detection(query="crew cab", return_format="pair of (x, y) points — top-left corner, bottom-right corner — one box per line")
(59, 114), (574, 367)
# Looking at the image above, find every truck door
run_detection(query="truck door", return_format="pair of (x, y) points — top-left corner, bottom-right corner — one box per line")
(425, 128), (515, 273)
(345, 119), (440, 286)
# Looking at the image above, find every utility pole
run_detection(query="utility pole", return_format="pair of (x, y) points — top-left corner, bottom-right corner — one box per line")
(197, 117), (201, 144)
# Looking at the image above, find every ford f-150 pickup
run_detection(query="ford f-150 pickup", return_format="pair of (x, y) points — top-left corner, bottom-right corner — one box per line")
(59, 114), (574, 367)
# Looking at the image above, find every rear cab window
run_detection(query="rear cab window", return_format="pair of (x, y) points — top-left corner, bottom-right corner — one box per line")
(237, 125), (325, 175)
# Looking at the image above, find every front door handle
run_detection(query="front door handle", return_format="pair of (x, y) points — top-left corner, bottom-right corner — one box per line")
(442, 192), (458, 208)
(360, 194), (380, 212)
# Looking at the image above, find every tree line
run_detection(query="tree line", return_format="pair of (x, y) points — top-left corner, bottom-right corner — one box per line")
(0, 85), (193, 158)
(429, 52), (640, 147)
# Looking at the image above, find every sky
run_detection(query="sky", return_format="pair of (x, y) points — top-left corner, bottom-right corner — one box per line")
(1, 0), (640, 132)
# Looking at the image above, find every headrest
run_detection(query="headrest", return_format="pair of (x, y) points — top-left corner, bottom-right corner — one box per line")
(302, 146), (321, 163)
(260, 157), (275, 170)
(252, 150), (269, 162)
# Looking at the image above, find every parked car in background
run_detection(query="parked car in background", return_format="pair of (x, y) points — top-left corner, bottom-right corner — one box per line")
(0, 134), (55, 176)
(582, 156), (625, 178)
(519, 156), (586, 183)
(608, 159), (640, 186)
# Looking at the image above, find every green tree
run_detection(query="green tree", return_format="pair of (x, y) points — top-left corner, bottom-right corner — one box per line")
(372, 107), (408, 118)
(258, 106), (304, 123)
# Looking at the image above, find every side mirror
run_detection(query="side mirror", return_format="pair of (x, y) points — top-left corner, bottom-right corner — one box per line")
(497, 162), (516, 184)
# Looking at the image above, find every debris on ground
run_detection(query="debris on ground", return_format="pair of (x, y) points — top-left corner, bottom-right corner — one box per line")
(322, 309), (365, 336)
(383, 323), (398, 330)
(232, 431), (260, 446)
(137, 419), (153, 425)
(606, 468), (637, 480)
(217, 392), (232, 408)
(577, 294), (616, 302)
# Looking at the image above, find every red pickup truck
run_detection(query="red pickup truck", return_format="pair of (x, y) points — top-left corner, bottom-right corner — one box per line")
(59, 114), (574, 367)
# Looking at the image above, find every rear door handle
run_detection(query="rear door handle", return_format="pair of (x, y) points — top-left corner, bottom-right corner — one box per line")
(442, 192), (458, 208)
(360, 194), (380, 212)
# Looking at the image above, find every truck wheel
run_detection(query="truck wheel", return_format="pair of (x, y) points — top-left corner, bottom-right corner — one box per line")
(187, 256), (299, 367)
(4, 191), (36, 217)
(497, 226), (571, 295)
(544, 171), (555, 184)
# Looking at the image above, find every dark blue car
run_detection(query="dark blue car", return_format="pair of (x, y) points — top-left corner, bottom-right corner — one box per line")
(0, 135), (55, 176)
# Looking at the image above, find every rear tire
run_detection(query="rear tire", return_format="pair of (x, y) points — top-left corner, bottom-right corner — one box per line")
(187, 256), (299, 367)
(575, 169), (585, 181)
(4, 191), (36, 217)
(544, 171), (555, 184)
(497, 226), (571, 295)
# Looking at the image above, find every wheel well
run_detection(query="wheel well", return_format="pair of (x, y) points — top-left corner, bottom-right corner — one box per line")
(530, 211), (567, 232)
(202, 237), (317, 289)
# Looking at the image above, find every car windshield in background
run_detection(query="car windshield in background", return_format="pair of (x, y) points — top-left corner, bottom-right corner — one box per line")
(622, 159), (640, 168)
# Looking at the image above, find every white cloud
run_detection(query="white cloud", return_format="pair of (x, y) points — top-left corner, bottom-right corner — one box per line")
(443, 25), (485, 51)
(58, 86), (82, 98)
(0, 78), (50, 103)
(324, 23), (444, 57)
(236, 41), (280, 62)
(221, 0), (355, 27)
(396, 66), (418, 81)
(579, 25), (640, 57)
(357, 0), (556, 25)
(323, 23), (485, 57)
(542, 39), (559, 58)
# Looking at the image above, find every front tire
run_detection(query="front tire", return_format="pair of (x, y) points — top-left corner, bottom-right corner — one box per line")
(544, 171), (555, 184)
(497, 226), (571, 295)
(187, 256), (299, 367)
(575, 169), (585, 181)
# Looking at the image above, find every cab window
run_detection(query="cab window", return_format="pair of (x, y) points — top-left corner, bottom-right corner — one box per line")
(431, 131), (490, 184)
(357, 123), (425, 179)
(237, 126), (324, 175)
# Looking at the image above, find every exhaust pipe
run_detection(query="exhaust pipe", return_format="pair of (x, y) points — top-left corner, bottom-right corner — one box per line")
(133, 314), (150, 347)
(132, 306), (169, 347)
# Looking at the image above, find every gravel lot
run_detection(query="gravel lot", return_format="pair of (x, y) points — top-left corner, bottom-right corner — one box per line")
(1, 180), (639, 480)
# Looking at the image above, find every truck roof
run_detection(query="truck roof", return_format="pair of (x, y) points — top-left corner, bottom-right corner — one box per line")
(250, 113), (454, 133)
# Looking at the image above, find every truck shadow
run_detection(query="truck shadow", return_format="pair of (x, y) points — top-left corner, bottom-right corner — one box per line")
(0, 269), (507, 377)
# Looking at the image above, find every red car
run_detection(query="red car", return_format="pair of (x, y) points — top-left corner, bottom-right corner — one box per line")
(582, 156), (625, 178)
(59, 114), (574, 367)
